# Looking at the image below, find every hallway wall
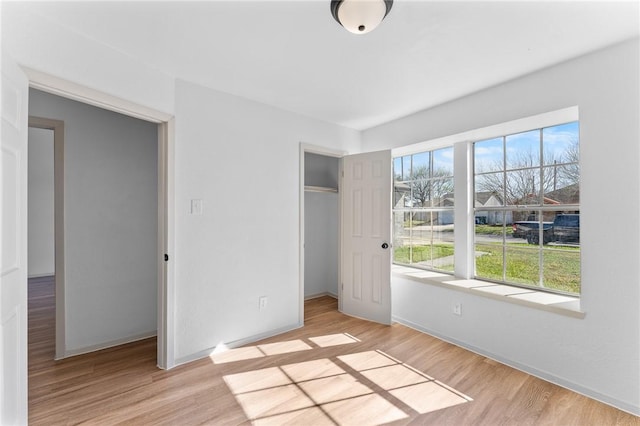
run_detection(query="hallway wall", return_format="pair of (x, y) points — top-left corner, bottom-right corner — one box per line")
(28, 127), (55, 277)
(29, 89), (159, 355)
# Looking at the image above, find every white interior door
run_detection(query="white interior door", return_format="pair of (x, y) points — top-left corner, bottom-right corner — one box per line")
(341, 150), (392, 325)
(1, 54), (29, 424)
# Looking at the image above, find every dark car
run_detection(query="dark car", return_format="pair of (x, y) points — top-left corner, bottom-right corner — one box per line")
(525, 214), (580, 244)
(551, 214), (580, 243)
(512, 220), (552, 239)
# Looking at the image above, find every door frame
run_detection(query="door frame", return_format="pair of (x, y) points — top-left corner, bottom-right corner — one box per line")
(299, 143), (346, 324)
(28, 117), (65, 359)
(25, 69), (175, 369)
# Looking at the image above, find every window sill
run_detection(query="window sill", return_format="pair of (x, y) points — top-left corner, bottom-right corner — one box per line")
(391, 265), (585, 319)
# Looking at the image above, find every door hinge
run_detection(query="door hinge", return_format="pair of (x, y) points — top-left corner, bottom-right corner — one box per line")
(164, 254), (169, 262)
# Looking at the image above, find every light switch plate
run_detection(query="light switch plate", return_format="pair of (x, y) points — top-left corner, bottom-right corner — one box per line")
(190, 199), (203, 215)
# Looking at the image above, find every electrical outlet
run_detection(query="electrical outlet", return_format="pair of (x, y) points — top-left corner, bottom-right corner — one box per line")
(259, 296), (268, 311)
(453, 302), (462, 316)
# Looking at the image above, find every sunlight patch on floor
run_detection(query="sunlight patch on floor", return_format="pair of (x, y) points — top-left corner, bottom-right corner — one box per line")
(361, 363), (431, 389)
(390, 381), (470, 414)
(223, 346), (472, 425)
(258, 340), (313, 356)
(309, 333), (360, 347)
(280, 358), (346, 382)
(252, 406), (334, 426)
(337, 350), (398, 371)
(209, 346), (265, 364)
(223, 367), (291, 394)
(210, 333), (359, 364)
(298, 374), (373, 405)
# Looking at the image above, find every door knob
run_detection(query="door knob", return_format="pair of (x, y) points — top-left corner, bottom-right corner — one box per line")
(381, 243), (389, 249)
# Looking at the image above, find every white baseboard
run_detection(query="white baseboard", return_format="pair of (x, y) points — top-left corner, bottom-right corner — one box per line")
(174, 322), (303, 367)
(392, 314), (640, 417)
(60, 331), (157, 359)
(304, 292), (338, 300)
(28, 273), (55, 279)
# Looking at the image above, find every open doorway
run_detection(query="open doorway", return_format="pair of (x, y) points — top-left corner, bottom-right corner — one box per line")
(299, 145), (344, 322)
(28, 117), (65, 360)
(27, 89), (162, 363)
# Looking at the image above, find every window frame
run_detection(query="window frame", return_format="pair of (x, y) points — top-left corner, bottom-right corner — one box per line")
(390, 106), (581, 297)
(392, 147), (455, 273)
(473, 122), (580, 295)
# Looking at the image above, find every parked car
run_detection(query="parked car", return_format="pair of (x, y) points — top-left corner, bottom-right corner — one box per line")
(512, 220), (552, 239)
(520, 214), (580, 244)
(548, 214), (580, 243)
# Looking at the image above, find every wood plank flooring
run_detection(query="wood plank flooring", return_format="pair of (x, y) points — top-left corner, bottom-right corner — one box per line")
(29, 277), (638, 425)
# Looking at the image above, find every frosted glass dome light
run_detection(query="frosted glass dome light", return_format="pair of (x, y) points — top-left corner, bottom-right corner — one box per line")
(330, 0), (394, 35)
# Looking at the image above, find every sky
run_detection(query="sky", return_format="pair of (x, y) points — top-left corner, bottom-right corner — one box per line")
(474, 121), (579, 173)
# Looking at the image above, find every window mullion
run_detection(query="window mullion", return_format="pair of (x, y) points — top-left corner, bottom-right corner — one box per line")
(502, 136), (507, 282)
(538, 129), (545, 287)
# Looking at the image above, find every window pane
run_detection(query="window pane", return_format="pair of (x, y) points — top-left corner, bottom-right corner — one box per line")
(432, 178), (454, 207)
(393, 181), (411, 208)
(543, 121), (579, 166)
(505, 246), (540, 286)
(476, 211), (507, 241)
(400, 155), (412, 181)
(544, 165), (579, 204)
(411, 179), (431, 207)
(393, 147), (454, 275)
(475, 172), (504, 207)
(392, 211), (412, 264)
(506, 130), (540, 170)
(475, 137), (503, 173)
(411, 152), (429, 178)
(475, 211), (505, 281)
(512, 210), (552, 245)
(393, 157), (403, 182)
(475, 243), (504, 282)
(505, 169), (540, 206)
(543, 246), (580, 293)
(550, 213), (580, 245)
(409, 211), (432, 266)
(433, 147), (453, 177)
(476, 209), (505, 229)
(411, 211), (430, 241)
(431, 213), (455, 271)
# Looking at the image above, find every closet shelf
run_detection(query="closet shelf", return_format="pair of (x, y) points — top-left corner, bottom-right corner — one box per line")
(305, 185), (338, 193)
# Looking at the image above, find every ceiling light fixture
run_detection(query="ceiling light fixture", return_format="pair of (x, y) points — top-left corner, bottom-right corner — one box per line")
(330, 0), (393, 35)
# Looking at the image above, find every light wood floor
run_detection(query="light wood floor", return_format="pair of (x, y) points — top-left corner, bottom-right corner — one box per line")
(29, 277), (638, 425)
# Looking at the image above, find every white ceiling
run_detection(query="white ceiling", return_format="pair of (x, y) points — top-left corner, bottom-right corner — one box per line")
(23, 1), (640, 130)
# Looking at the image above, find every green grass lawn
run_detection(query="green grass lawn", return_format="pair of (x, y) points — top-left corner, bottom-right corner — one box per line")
(475, 243), (580, 294)
(393, 235), (580, 294)
(475, 224), (513, 236)
(393, 244), (455, 271)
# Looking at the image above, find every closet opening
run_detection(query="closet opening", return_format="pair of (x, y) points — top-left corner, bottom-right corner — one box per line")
(300, 146), (343, 322)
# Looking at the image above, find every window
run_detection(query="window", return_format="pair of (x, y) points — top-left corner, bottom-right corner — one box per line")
(392, 147), (454, 272)
(474, 122), (580, 294)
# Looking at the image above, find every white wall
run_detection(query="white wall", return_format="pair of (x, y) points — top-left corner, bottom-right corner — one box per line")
(363, 39), (640, 415)
(173, 79), (360, 362)
(29, 89), (159, 354)
(304, 192), (339, 298)
(304, 153), (340, 298)
(2, 2), (174, 117)
(28, 127), (55, 277)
